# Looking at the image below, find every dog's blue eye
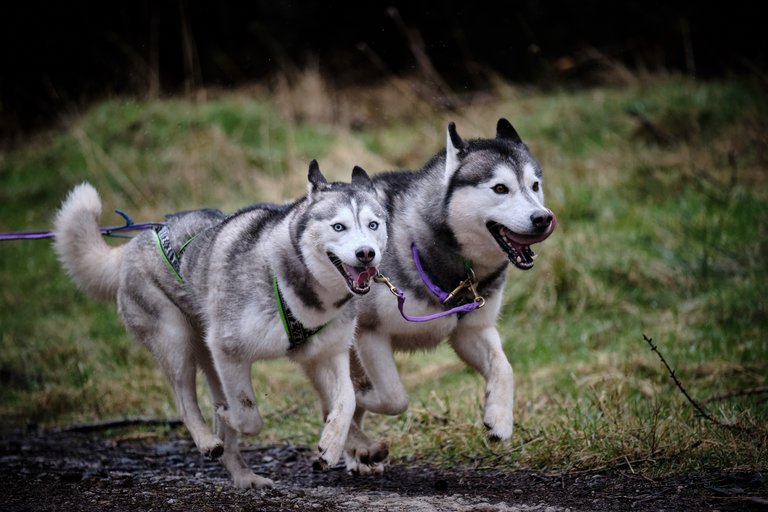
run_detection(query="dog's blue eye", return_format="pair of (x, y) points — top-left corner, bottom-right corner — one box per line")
(492, 184), (509, 194)
(368, 221), (379, 231)
(332, 223), (345, 232)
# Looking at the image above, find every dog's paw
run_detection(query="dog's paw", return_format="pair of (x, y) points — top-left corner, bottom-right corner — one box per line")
(483, 415), (513, 442)
(344, 450), (386, 476)
(312, 457), (329, 472)
(232, 471), (274, 489)
(343, 440), (389, 475)
(312, 444), (341, 471)
(199, 436), (224, 459)
(358, 440), (389, 465)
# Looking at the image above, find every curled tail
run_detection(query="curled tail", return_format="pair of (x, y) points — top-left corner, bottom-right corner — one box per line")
(53, 183), (126, 301)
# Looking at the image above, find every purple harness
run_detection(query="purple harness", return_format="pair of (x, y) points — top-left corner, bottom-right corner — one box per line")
(374, 242), (485, 323)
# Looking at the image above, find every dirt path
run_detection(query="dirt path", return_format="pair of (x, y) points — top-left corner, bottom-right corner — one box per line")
(1, 426), (764, 511)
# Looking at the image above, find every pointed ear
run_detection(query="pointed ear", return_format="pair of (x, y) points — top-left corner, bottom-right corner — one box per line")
(445, 122), (466, 184)
(351, 165), (373, 189)
(307, 159), (328, 196)
(496, 118), (522, 143)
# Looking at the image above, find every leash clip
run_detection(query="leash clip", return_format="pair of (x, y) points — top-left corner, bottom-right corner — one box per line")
(442, 268), (485, 308)
(374, 272), (401, 297)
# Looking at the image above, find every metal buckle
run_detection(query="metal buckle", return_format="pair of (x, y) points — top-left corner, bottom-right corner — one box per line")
(374, 272), (400, 297)
(443, 268), (485, 308)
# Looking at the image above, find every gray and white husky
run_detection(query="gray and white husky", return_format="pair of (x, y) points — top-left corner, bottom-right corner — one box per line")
(53, 161), (388, 488)
(345, 119), (556, 473)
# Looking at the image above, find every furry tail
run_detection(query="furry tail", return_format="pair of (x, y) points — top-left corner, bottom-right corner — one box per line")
(53, 183), (126, 301)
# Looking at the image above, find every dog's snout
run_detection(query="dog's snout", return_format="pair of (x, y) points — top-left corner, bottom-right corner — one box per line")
(531, 210), (553, 232)
(355, 246), (376, 265)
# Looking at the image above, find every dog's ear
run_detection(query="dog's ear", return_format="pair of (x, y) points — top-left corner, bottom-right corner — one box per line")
(351, 165), (374, 190)
(445, 122), (466, 184)
(307, 159), (328, 196)
(496, 118), (522, 143)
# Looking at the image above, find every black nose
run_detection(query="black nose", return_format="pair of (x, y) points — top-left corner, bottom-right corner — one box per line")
(531, 211), (553, 232)
(355, 246), (376, 265)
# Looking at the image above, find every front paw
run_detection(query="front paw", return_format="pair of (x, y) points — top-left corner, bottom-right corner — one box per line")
(483, 405), (513, 442)
(198, 435), (224, 459)
(232, 472), (274, 489)
(312, 443), (343, 471)
(344, 451), (386, 476)
(343, 440), (389, 475)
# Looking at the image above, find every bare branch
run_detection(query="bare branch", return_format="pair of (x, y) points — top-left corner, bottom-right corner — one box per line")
(643, 334), (744, 431)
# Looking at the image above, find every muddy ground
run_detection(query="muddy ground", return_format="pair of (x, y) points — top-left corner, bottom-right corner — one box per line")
(1, 424), (765, 512)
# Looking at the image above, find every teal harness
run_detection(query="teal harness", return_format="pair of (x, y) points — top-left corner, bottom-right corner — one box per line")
(153, 225), (320, 350)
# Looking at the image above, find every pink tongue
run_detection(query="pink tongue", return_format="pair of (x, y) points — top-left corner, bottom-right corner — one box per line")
(354, 266), (378, 288)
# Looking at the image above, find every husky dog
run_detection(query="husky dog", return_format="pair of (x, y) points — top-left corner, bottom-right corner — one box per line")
(54, 161), (387, 488)
(345, 119), (556, 473)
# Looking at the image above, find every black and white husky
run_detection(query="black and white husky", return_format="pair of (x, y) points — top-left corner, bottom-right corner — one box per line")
(345, 119), (556, 473)
(53, 161), (388, 488)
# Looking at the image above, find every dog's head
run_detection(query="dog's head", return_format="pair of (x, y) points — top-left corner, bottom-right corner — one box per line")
(443, 119), (556, 271)
(299, 160), (388, 295)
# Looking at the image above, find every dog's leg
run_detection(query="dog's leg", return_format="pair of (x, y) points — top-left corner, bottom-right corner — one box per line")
(217, 421), (274, 489)
(354, 330), (409, 415)
(120, 296), (223, 458)
(168, 352), (225, 458)
(198, 345), (274, 489)
(300, 351), (356, 470)
(207, 333), (264, 436)
(449, 325), (514, 441)
(344, 352), (389, 474)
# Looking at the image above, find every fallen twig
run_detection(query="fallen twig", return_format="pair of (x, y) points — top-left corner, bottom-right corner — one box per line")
(49, 417), (182, 434)
(643, 334), (744, 431)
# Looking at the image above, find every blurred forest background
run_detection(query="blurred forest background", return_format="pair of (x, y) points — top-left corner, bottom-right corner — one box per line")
(2, 0), (765, 142)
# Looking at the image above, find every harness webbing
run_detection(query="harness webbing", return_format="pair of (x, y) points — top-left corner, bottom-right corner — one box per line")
(272, 275), (324, 350)
(152, 225), (196, 284)
(153, 226), (183, 283)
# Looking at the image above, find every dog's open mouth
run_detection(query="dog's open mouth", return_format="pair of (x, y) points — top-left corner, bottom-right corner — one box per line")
(486, 215), (557, 271)
(327, 253), (378, 295)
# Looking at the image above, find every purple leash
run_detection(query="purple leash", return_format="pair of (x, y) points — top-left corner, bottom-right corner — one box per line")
(0, 209), (164, 241)
(374, 242), (485, 323)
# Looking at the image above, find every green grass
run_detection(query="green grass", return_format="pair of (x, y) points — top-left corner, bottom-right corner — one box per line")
(1, 76), (766, 476)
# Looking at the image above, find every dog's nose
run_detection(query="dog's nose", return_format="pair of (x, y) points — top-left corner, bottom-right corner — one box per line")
(531, 210), (553, 232)
(355, 246), (376, 265)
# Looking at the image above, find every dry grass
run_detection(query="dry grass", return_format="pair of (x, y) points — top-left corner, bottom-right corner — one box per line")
(1, 73), (766, 476)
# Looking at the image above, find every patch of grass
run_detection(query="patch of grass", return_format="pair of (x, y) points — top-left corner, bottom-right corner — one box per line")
(1, 76), (766, 477)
